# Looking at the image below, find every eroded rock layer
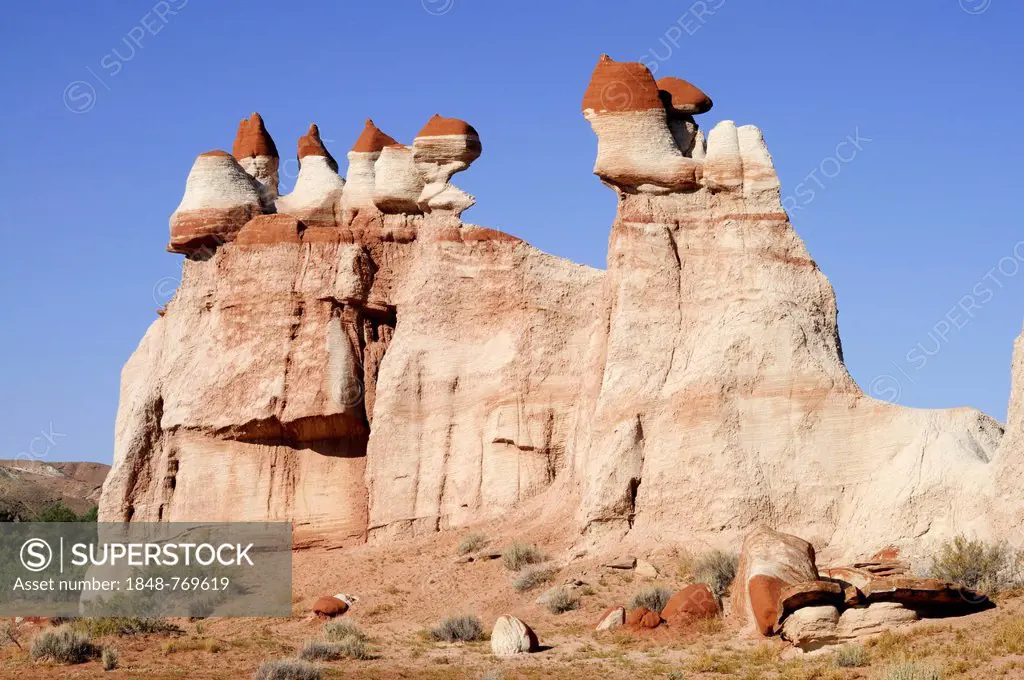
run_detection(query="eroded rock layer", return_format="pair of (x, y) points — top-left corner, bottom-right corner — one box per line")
(102, 55), (1020, 556)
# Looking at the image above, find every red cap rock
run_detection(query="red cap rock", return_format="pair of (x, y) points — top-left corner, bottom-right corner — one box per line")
(351, 119), (398, 153)
(656, 77), (713, 116)
(581, 54), (663, 113)
(297, 124), (338, 172)
(232, 112), (279, 159)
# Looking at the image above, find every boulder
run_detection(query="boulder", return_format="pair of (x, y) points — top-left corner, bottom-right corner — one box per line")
(732, 527), (818, 636)
(490, 616), (538, 656)
(602, 556), (637, 570)
(625, 607), (661, 630)
(662, 584), (719, 624)
(862, 577), (991, 612)
(595, 606), (626, 631)
(635, 559), (659, 579)
(312, 596), (348, 618)
(778, 581), (843, 622)
(168, 150), (263, 256)
(779, 605), (840, 649)
(837, 602), (918, 639)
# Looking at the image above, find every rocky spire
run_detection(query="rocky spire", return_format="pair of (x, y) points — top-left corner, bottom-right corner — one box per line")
(340, 119), (398, 222)
(275, 124), (345, 228)
(168, 150), (264, 256)
(412, 114), (481, 216)
(232, 113), (280, 206)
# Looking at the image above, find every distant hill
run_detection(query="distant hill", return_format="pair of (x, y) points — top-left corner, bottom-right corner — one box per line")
(0, 459), (109, 521)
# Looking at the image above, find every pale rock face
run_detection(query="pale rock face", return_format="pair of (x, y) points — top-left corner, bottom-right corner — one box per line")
(781, 602), (918, 650)
(779, 605), (840, 648)
(276, 155), (345, 227)
(168, 152), (264, 255)
(373, 146), (425, 214)
(341, 119), (398, 223)
(413, 115), (481, 216)
(595, 606), (626, 631)
(836, 602), (918, 638)
(490, 615), (537, 656)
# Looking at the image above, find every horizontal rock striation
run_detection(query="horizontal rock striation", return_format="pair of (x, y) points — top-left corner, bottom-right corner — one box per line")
(104, 55), (1021, 557)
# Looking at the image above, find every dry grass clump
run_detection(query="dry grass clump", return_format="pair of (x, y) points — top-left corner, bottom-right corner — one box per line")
(502, 542), (543, 571)
(693, 549), (739, 597)
(628, 587), (673, 613)
(251, 658), (321, 680)
(323, 620), (367, 643)
(101, 646), (119, 671)
(513, 566), (557, 592)
(545, 587), (581, 614)
(929, 535), (1020, 594)
(429, 615), (485, 642)
(834, 643), (868, 668)
(457, 533), (487, 555)
(29, 625), (97, 664)
(881, 662), (942, 680)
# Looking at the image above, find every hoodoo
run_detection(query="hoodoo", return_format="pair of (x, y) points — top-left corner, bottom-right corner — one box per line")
(103, 55), (1021, 561)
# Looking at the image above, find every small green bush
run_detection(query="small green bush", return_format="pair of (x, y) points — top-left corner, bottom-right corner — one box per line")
(513, 566), (556, 592)
(834, 643), (867, 668)
(251, 658), (322, 680)
(628, 586), (673, 613)
(298, 639), (341, 661)
(30, 625), (97, 664)
(929, 535), (1015, 593)
(693, 550), (739, 597)
(335, 634), (369, 660)
(457, 533), (487, 555)
(102, 646), (119, 671)
(429, 615), (484, 642)
(502, 542), (543, 571)
(883, 662), (942, 680)
(545, 587), (580, 614)
(322, 620), (367, 643)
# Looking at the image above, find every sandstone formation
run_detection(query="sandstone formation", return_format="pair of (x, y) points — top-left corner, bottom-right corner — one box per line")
(490, 616), (538, 656)
(625, 607), (662, 630)
(311, 596), (348, 618)
(105, 55), (1020, 565)
(167, 151), (263, 255)
(595, 606), (625, 631)
(275, 124), (346, 228)
(732, 527), (818, 635)
(233, 112), (279, 207)
(661, 584), (719, 624)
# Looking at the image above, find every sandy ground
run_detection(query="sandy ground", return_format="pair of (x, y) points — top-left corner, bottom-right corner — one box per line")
(4, 517), (1024, 679)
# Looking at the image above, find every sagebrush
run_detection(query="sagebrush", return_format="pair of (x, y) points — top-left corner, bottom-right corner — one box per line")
(30, 626), (97, 665)
(629, 586), (673, 613)
(323, 620), (367, 643)
(513, 566), (556, 592)
(693, 549), (739, 597)
(929, 535), (1019, 593)
(457, 533), (487, 555)
(502, 542), (543, 571)
(883, 662), (942, 680)
(101, 646), (119, 671)
(251, 658), (322, 680)
(834, 643), (867, 668)
(430, 615), (485, 642)
(73, 616), (181, 637)
(545, 587), (580, 614)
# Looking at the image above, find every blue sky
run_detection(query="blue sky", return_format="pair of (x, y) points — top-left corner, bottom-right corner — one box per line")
(0, 1), (1021, 464)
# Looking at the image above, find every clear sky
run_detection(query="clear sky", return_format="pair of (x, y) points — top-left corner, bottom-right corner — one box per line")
(1, 1), (1021, 464)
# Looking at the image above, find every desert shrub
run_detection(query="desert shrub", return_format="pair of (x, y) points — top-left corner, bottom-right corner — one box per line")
(298, 639), (342, 661)
(429, 615), (485, 642)
(545, 587), (580, 614)
(693, 549), (739, 597)
(102, 646), (119, 671)
(834, 643), (868, 668)
(29, 625), (97, 664)
(502, 542), (543, 571)
(628, 586), (673, 613)
(73, 616), (181, 637)
(929, 535), (1017, 593)
(252, 658), (321, 680)
(33, 500), (97, 522)
(882, 662), (942, 680)
(323, 620), (367, 643)
(479, 670), (505, 680)
(457, 533), (487, 555)
(513, 566), (556, 592)
(335, 634), (369, 660)
(993, 618), (1024, 654)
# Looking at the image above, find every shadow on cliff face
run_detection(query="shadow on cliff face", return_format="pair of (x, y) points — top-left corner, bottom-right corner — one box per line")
(211, 414), (369, 457)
